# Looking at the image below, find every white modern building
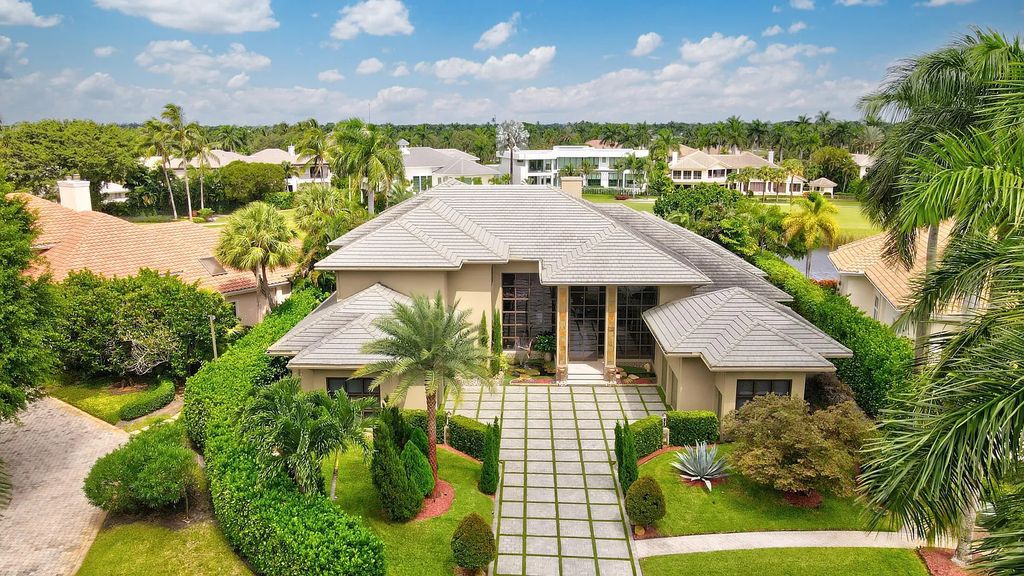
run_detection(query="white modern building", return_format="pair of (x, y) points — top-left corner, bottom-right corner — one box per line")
(668, 145), (805, 197)
(498, 143), (649, 188)
(398, 140), (500, 192)
(851, 153), (875, 179)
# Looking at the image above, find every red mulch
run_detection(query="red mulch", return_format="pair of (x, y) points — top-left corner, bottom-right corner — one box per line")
(454, 568), (483, 576)
(783, 490), (823, 508)
(438, 443), (481, 464)
(631, 525), (662, 540)
(918, 548), (973, 576)
(682, 477), (728, 490)
(414, 479), (455, 521)
(637, 446), (684, 466)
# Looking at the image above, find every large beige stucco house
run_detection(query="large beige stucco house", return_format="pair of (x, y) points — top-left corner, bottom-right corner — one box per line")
(269, 184), (850, 416)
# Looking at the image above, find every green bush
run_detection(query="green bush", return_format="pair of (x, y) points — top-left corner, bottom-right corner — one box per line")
(667, 411), (719, 446)
(371, 421), (423, 521)
(403, 410), (489, 460)
(630, 416), (663, 459)
(625, 475), (666, 529)
(84, 422), (197, 513)
(478, 419), (500, 495)
(616, 421), (638, 493)
(614, 421), (623, 464)
(119, 379), (176, 421)
(409, 427), (429, 456)
(753, 252), (914, 416)
(380, 404), (410, 450)
(183, 288), (386, 576)
(450, 512), (496, 570)
(401, 442), (435, 498)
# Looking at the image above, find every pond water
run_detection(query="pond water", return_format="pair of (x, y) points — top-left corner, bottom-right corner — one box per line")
(783, 247), (838, 281)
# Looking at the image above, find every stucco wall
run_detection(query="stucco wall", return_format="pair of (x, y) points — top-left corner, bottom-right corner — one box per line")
(291, 367), (427, 410)
(838, 273), (876, 317)
(447, 264), (493, 319)
(227, 284), (292, 327)
(335, 270), (448, 301)
(713, 370), (807, 417)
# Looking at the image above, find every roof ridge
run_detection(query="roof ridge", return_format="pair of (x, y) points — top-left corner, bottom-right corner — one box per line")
(427, 200), (509, 258)
(708, 311), (761, 365)
(746, 313), (830, 363)
(668, 289), (735, 350)
(399, 219), (460, 265)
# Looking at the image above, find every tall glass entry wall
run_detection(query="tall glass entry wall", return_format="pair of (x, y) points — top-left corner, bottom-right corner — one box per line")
(501, 273), (556, 351)
(616, 286), (658, 360)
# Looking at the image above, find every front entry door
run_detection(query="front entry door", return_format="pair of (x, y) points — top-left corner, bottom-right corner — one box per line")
(568, 286), (606, 361)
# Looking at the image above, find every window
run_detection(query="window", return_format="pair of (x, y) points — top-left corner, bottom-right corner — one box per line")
(326, 377), (380, 413)
(735, 379), (792, 409)
(709, 169), (726, 178)
(501, 273), (556, 351)
(528, 159), (546, 172)
(693, 171), (702, 180)
(872, 294), (880, 320)
(412, 175), (432, 192)
(199, 256), (227, 276)
(616, 286), (658, 359)
(671, 170), (681, 179)
(750, 181), (765, 192)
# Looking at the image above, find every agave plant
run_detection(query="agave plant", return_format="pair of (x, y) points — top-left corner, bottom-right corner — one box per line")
(671, 442), (728, 491)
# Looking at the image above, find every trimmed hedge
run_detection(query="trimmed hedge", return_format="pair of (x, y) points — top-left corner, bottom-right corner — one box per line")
(119, 379), (175, 421)
(753, 252), (914, 416)
(630, 416), (663, 460)
(183, 289), (386, 576)
(628, 411), (720, 459)
(403, 410), (488, 460)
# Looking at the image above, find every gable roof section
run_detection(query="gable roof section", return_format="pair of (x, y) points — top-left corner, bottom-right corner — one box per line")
(808, 177), (837, 187)
(268, 283), (411, 368)
(433, 157), (500, 177)
(643, 287), (850, 370)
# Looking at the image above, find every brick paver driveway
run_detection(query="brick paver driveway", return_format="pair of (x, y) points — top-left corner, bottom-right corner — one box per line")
(456, 384), (666, 576)
(0, 398), (127, 576)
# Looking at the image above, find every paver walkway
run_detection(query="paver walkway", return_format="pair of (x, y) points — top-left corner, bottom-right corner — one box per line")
(456, 384), (666, 576)
(634, 530), (926, 558)
(0, 398), (127, 576)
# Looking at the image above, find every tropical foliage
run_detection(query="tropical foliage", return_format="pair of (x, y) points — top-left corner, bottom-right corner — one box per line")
(671, 442), (729, 491)
(783, 191), (839, 275)
(215, 201), (297, 316)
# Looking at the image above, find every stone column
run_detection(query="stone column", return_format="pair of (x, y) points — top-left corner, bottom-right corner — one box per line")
(556, 285), (569, 382)
(604, 286), (617, 383)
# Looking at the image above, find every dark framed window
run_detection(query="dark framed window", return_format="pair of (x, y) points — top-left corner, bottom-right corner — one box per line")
(501, 273), (556, 351)
(326, 377), (380, 413)
(735, 379), (792, 409)
(616, 286), (658, 359)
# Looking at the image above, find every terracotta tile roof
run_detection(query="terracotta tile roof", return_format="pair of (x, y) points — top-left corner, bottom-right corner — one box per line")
(11, 193), (293, 295)
(829, 222), (954, 309)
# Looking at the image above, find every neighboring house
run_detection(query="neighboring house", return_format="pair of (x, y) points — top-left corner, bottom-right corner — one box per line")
(668, 145), (806, 196)
(12, 180), (293, 326)
(851, 153), (875, 179)
(269, 183), (850, 415)
(829, 223), (961, 339)
(497, 144), (649, 187)
(144, 146), (326, 192)
(807, 177), (837, 197)
(99, 182), (130, 203)
(398, 140), (500, 192)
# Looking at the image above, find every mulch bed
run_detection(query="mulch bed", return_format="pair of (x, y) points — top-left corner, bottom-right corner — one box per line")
(918, 548), (973, 576)
(438, 443), (481, 464)
(783, 490), (823, 508)
(414, 479), (455, 521)
(631, 525), (662, 540)
(682, 477), (728, 490)
(637, 446), (684, 466)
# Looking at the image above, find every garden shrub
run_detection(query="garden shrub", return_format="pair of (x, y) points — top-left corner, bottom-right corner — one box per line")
(478, 419), (500, 495)
(451, 512), (496, 570)
(403, 410), (489, 460)
(380, 404), (410, 450)
(667, 410), (719, 446)
(401, 442), (435, 498)
(84, 421), (197, 513)
(371, 421), (423, 521)
(183, 288), (386, 576)
(805, 373), (857, 411)
(629, 416), (663, 459)
(625, 476), (666, 530)
(753, 252), (913, 416)
(722, 395), (874, 496)
(616, 420), (638, 493)
(614, 421), (623, 464)
(118, 379), (176, 421)
(409, 427), (429, 456)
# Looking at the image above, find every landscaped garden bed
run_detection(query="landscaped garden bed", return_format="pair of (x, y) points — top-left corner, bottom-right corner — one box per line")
(47, 376), (175, 424)
(639, 548), (929, 576)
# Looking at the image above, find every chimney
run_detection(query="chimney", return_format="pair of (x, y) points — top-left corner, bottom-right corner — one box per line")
(560, 176), (583, 198)
(58, 179), (92, 212)
(671, 150), (679, 163)
(287, 144), (296, 156)
(768, 150), (776, 165)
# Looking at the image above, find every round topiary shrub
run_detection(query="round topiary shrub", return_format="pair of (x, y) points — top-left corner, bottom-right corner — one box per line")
(401, 442), (435, 498)
(625, 475), (665, 535)
(451, 512), (496, 572)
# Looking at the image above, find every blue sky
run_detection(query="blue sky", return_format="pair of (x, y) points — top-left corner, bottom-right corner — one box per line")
(0, 0), (1018, 124)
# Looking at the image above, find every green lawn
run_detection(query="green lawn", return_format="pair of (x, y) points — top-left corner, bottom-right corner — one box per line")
(640, 447), (874, 536)
(77, 521), (253, 576)
(582, 192), (656, 213)
(46, 378), (158, 424)
(767, 197), (880, 243)
(640, 548), (928, 576)
(324, 446), (493, 576)
(202, 208), (297, 232)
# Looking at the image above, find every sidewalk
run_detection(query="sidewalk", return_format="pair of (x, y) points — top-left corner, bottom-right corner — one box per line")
(635, 530), (925, 558)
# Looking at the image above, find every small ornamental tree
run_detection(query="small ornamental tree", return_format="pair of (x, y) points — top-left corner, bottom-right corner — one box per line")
(625, 475), (666, 536)
(614, 421), (623, 464)
(380, 404), (410, 450)
(478, 418), (500, 495)
(478, 311), (488, 349)
(370, 421), (423, 521)
(617, 420), (638, 493)
(490, 309), (503, 374)
(401, 442), (435, 498)
(451, 512), (496, 573)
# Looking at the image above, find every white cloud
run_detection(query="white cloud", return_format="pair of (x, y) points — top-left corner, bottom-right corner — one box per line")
(93, 45), (116, 57)
(762, 25), (783, 37)
(836, 0), (885, 5)
(331, 0), (413, 40)
(630, 32), (662, 57)
(790, 0), (815, 8)
(318, 68), (345, 82)
(356, 57), (384, 74)
(226, 72), (249, 89)
(772, 4), (783, 12)
(391, 63), (409, 77)
(917, 0), (974, 5)
(135, 40), (270, 84)
(418, 46), (556, 82)
(680, 33), (756, 65)
(788, 21), (808, 33)
(0, 35), (29, 77)
(748, 43), (836, 63)
(0, 0), (60, 27)
(474, 12), (519, 51)
(94, 0), (277, 33)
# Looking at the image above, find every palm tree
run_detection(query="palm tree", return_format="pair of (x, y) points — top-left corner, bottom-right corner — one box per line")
(748, 119), (770, 149)
(780, 158), (805, 200)
(356, 294), (490, 488)
(722, 115), (748, 153)
(215, 125), (249, 153)
(496, 120), (530, 183)
(242, 377), (335, 494)
(335, 121), (404, 215)
(215, 202), (297, 318)
(651, 129), (681, 160)
(314, 389), (375, 500)
(162, 104), (199, 221)
(579, 160), (596, 187)
(142, 118), (178, 219)
(815, 110), (833, 127)
(298, 119), (332, 187)
(294, 184), (368, 287)
(783, 191), (838, 276)
(192, 130), (214, 211)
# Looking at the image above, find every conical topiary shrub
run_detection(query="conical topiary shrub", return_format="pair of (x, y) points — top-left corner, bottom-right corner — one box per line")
(618, 421), (638, 493)
(371, 421), (423, 521)
(402, 442), (435, 498)
(478, 420), (499, 495)
(409, 427), (429, 457)
(380, 404), (410, 450)
(451, 512), (496, 573)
